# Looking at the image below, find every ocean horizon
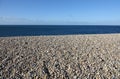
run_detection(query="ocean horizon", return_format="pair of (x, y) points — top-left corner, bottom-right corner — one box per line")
(0, 25), (120, 37)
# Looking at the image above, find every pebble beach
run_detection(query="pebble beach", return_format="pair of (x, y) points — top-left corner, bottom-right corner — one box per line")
(0, 34), (120, 79)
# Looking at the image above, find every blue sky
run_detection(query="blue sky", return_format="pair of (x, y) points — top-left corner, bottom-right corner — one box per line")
(0, 0), (120, 25)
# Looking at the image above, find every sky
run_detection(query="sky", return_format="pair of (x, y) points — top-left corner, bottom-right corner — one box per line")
(0, 0), (120, 25)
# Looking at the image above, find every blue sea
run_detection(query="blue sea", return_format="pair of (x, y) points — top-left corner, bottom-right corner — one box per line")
(0, 25), (120, 37)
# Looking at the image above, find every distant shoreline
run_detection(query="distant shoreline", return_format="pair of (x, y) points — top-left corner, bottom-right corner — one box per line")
(0, 33), (120, 38)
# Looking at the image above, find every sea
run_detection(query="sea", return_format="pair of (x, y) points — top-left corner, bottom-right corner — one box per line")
(0, 25), (120, 37)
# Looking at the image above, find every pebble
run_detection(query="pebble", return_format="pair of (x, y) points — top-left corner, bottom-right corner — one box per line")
(0, 34), (120, 78)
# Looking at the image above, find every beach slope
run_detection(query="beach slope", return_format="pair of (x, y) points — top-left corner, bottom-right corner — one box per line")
(0, 34), (120, 79)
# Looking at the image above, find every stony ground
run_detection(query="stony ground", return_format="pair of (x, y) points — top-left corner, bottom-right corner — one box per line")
(0, 34), (120, 79)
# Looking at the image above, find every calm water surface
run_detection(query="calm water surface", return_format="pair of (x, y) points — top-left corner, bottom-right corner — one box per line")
(0, 25), (120, 37)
